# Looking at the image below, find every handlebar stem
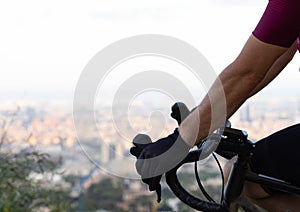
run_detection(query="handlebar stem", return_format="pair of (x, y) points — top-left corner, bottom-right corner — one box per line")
(222, 155), (250, 208)
(217, 127), (254, 209)
(165, 126), (256, 211)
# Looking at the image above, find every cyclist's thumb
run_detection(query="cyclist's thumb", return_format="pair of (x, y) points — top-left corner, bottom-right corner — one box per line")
(130, 134), (152, 158)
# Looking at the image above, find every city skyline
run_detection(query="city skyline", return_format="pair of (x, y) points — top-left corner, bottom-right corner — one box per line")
(1, 96), (300, 177)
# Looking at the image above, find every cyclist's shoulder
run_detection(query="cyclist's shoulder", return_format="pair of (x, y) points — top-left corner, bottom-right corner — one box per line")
(269, 0), (300, 14)
(253, 0), (300, 48)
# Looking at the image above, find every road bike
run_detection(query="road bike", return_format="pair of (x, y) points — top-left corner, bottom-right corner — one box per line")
(165, 103), (300, 211)
(134, 102), (300, 211)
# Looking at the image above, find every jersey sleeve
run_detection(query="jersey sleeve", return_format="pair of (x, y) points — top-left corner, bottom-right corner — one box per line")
(252, 0), (300, 48)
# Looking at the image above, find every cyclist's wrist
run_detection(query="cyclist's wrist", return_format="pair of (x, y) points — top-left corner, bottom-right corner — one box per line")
(178, 126), (197, 148)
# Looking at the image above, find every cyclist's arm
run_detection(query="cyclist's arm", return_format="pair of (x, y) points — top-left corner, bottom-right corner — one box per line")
(248, 40), (297, 98)
(179, 35), (288, 146)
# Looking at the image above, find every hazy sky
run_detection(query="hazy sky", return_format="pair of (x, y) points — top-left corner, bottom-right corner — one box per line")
(0, 0), (299, 100)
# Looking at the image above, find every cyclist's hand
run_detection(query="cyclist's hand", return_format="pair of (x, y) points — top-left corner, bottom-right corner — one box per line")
(130, 134), (152, 158)
(130, 129), (190, 201)
(130, 133), (162, 201)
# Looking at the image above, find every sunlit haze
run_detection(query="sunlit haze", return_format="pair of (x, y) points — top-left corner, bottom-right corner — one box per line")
(1, 2), (300, 210)
(1, 0), (299, 101)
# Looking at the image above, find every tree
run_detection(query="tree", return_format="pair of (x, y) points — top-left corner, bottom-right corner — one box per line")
(0, 111), (75, 211)
(0, 150), (71, 211)
(83, 177), (125, 211)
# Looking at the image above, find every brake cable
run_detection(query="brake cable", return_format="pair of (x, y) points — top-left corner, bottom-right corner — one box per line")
(194, 153), (225, 203)
(212, 152), (225, 203)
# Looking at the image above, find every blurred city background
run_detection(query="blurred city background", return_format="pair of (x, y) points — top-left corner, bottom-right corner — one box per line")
(1, 0), (299, 211)
(1, 95), (300, 211)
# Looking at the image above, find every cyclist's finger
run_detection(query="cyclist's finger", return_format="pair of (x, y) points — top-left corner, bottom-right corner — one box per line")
(130, 146), (141, 157)
(135, 158), (143, 175)
(141, 176), (161, 191)
(149, 176), (161, 191)
(136, 152), (154, 176)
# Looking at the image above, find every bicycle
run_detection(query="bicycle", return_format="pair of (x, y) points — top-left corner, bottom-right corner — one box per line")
(133, 102), (300, 212)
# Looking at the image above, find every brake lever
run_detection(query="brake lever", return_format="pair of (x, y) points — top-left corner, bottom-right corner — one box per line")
(156, 184), (161, 203)
(170, 102), (191, 125)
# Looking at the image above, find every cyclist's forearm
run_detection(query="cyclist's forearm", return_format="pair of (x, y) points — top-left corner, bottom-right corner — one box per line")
(248, 41), (297, 98)
(179, 66), (264, 146)
(178, 35), (287, 146)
